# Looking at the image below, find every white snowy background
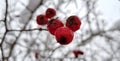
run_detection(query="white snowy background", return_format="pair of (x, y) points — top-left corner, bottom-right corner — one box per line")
(0, 0), (120, 61)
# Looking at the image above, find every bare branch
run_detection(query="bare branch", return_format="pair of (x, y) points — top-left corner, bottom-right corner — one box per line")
(0, 0), (8, 61)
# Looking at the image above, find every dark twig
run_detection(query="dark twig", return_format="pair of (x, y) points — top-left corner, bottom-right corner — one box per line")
(0, 0), (8, 61)
(8, 28), (47, 32)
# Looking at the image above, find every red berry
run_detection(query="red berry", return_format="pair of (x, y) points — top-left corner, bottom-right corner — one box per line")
(45, 8), (56, 18)
(35, 52), (39, 59)
(36, 14), (48, 25)
(66, 16), (81, 32)
(55, 27), (74, 45)
(73, 50), (84, 58)
(47, 19), (64, 35)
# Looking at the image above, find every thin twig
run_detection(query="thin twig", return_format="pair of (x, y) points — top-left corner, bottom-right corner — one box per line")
(8, 28), (47, 32)
(6, 0), (44, 61)
(0, 0), (8, 61)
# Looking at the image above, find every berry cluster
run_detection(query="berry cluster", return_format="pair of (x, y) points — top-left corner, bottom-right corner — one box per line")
(36, 8), (81, 45)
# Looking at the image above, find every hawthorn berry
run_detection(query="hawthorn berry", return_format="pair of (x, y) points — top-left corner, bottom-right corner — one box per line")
(55, 27), (74, 45)
(36, 14), (48, 25)
(47, 19), (64, 35)
(73, 50), (84, 58)
(35, 52), (39, 59)
(45, 8), (56, 18)
(66, 16), (81, 32)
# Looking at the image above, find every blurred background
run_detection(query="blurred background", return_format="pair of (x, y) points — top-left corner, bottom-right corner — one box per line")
(0, 0), (120, 61)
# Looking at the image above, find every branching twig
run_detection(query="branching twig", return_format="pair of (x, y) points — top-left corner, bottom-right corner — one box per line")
(6, 0), (44, 61)
(0, 0), (8, 61)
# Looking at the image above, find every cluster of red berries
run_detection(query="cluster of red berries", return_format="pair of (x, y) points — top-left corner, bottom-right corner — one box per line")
(36, 8), (81, 45)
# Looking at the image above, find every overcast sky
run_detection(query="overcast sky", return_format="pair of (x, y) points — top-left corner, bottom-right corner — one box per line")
(98, 0), (120, 22)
